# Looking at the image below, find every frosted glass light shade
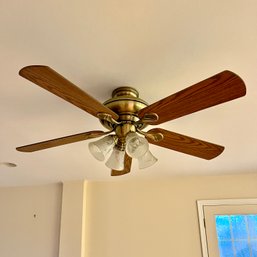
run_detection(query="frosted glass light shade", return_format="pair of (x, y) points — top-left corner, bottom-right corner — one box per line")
(105, 148), (125, 171)
(138, 150), (157, 169)
(126, 132), (149, 158)
(88, 135), (115, 161)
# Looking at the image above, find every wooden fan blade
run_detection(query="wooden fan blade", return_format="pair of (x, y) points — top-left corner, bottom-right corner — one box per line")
(111, 153), (132, 176)
(19, 65), (119, 120)
(146, 128), (224, 160)
(16, 130), (107, 152)
(139, 70), (246, 125)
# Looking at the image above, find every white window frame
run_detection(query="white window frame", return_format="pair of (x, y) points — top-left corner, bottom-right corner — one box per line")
(197, 198), (257, 257)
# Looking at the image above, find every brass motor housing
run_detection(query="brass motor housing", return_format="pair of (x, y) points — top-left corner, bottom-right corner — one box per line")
(100, 87), (148, 130)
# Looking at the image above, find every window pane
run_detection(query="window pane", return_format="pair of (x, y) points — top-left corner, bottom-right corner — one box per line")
(216, 215), (231, 240)
(218, 241), (234, 257)
(231, 215), (247, 240)
(234, 240), (250, 257)
(247, 215), (257, 239)
(250, 241), (257, 257)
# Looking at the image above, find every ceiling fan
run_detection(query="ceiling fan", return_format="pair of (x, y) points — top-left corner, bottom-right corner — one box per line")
(16, 66), (246, 176)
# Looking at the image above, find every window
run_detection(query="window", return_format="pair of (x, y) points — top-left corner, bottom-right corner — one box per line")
(197, 199), (257, 257)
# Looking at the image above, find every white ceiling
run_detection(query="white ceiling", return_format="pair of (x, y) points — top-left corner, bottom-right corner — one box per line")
(1, 0), (257, 186)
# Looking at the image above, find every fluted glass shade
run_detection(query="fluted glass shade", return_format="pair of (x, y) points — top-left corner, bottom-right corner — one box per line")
(88, 135), (115, 161)
(105, 148), (125, 171)
(138, 150), (157, 169)
(126, 132), (149, 158)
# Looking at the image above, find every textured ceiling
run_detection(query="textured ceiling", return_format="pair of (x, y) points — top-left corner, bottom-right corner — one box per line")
(1, 0), (257, 186)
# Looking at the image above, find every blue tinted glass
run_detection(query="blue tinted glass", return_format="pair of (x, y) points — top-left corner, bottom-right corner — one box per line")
(216, 215), (231, 240)
(215, 214), (257, 257)
(250, 240), (257, 257)
(234, 240), (250, 257)
(247, 215), (257, 239)
(218, 240), (234, 257)
(231, 215), (247, 239)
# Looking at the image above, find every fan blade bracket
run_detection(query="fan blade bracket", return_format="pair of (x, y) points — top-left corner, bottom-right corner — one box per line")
(137, 128), (164, 142)
(145, 132), (164, 142)
(140, 113), (159, 123)
(97, 113), (121, 126)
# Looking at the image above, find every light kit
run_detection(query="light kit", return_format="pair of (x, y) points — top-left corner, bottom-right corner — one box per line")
(89, 132), (157, 171)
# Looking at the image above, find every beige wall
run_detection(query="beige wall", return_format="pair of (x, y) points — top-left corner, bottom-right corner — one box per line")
(0, 183), (62, 257)
(1, 173), (257, 257)
(84, 173), (257, 257)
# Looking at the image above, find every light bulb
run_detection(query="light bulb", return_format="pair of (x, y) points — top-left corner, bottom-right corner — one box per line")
(126, 132), (149, 158)
(105, 148), (125, 171)
(88, 135), (115, 161)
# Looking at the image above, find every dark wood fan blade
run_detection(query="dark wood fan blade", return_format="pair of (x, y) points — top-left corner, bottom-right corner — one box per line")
(146, 128), (224, 160)
(139, 70), (246, 125)
(19, 65), (119, 120)
(111, 153), (132, 176)
(16, 130), (106, 152)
